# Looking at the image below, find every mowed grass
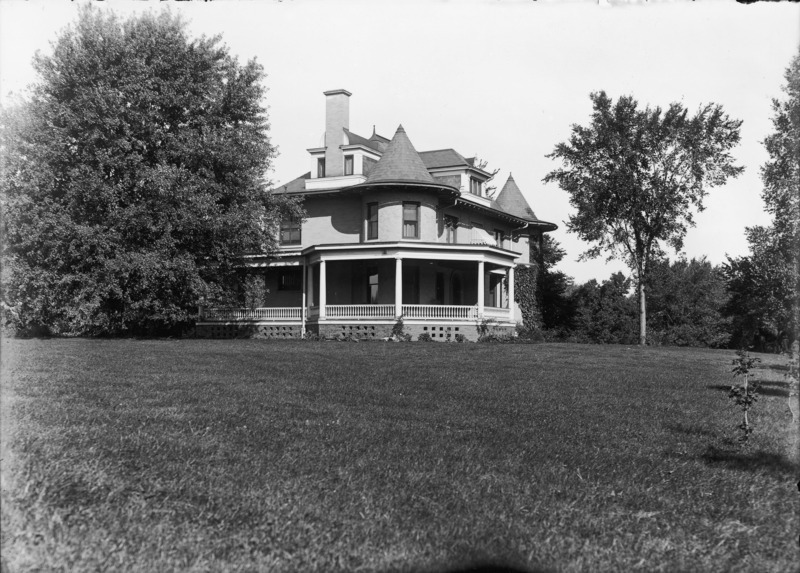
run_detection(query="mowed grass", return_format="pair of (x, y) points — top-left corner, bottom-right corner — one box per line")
(1, 339), (798, 572)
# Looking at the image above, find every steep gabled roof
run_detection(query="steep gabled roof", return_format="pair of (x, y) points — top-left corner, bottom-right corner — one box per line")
(364, 125), (435, 184)
(495, 174), (539, 221)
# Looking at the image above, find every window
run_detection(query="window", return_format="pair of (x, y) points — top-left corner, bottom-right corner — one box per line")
(280, 219), (301, 245)
(367, 203), (379, 240)
(445, 216), (458, 244)
(367, 266), (379, 304)
(470, 177), (481, 196)
(317, 157), (326, 178)
(344, 155), (354, 176)
(471, 221), (484, 244)
(403, 202), (419, 239)
(494, 229), (504, 248)
(277, 268), (301, 291)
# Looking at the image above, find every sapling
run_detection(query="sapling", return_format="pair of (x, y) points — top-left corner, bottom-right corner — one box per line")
(729, 349), (761, 443)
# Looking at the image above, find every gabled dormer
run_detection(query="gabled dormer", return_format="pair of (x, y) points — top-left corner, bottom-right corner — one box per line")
(419, 149), (494, 204)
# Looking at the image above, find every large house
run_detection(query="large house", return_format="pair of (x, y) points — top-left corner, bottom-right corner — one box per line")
(198, 90), (556, 340)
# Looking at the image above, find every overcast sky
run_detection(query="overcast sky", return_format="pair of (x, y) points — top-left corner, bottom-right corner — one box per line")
(1, 0), (798, 284)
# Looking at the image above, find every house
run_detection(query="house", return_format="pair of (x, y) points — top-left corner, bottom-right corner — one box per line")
(197, 89), (557, 340)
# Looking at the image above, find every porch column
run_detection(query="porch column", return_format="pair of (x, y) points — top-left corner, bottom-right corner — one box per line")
(308, 261), (315, 311)
(395, 257), (403, 318)
(319, 260), (327, 319)
(508, 266), (515, 311)
(477, 260), (485, 319)
(301, 261), (307, 336)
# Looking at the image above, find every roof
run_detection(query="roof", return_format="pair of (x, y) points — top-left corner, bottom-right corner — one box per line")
(419, 149), (473, 169)
(275, 172), (310, 194)
(495, 174), (539, 221)
(343, 128), (386, 153)
(364, 125), (436, 185)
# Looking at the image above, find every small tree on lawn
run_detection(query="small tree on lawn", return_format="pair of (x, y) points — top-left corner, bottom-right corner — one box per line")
(545, 92), (744, 345)
(729, 349), (761, 443)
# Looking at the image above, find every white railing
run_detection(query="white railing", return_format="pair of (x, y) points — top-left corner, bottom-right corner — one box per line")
(483, 306), (511, 319)
(203, 307), (301, 320)
(325, 305), (395, 318)
(402, 304), (478, 320)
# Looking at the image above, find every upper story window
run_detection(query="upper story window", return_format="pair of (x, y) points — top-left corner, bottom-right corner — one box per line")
(367, 203), (379, 240)
(344, 155), (354, 176)
(445, 215), (458, 244)
(403, 202), (419, 239)
(470, 177), (481, 196)
(494, 229), (504, 248)
(317, 157), (326, 178)
(280, 219), (301, 246)
(471, 221), (484, 244)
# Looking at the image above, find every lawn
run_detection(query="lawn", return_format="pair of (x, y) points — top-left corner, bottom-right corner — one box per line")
(1, 339), (797, 572)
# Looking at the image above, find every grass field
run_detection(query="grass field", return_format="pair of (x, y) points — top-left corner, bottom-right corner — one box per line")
(1, 339), (798, 572)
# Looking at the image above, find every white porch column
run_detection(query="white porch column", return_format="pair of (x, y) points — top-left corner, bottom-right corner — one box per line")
(301, 261), (307, 336)
(319, 260), (327, 319)
(508, 265), (515, 320)
(395, 257), (403, 318)
(477, 260), (485, 319)
(308, 261), (315, 311)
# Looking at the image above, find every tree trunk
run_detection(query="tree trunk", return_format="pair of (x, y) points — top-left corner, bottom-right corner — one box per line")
(639, 278), (647, 346)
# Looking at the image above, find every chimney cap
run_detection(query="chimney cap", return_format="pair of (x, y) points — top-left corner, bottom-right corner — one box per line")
(323, 89), (352, 97)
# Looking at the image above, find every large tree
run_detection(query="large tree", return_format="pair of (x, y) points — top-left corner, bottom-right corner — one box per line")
(724, 48), (799, 351)
(0, 7), (299, 335)
(544, 92), (743, 345)
(646, 257), (731, 348)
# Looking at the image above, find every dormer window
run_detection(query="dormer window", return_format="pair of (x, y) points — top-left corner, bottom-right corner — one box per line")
(317, 158), (326, 178)
(344, 155), (354, 176)
(470, 177), (481, 196)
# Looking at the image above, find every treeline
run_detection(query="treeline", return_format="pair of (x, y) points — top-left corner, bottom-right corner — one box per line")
(537, 235), (793, 352)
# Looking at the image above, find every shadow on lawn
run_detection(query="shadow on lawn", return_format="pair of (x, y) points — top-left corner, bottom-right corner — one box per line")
(442, 565), (553, 573)
(701, 446), (798, 477)
(706, 382), (792, 398)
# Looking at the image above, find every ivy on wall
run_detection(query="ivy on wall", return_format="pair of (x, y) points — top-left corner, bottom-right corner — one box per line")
(514, 264), (541, 330)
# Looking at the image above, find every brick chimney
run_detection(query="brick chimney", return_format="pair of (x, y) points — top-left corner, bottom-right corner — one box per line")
(323, 89), (351, 177)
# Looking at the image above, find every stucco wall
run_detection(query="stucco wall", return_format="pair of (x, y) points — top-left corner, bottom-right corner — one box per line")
(302, 196), (362, 246)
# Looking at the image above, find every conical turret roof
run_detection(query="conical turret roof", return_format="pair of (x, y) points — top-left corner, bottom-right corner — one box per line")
(364, 125), (435, 184)
(496, 174), (539, 221)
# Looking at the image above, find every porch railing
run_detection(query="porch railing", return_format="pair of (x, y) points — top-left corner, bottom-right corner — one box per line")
(402, 304), (479, 320)
(325, 304), (395, 318)
(483, 306), (511, 319)
(202, 307), (301, 320)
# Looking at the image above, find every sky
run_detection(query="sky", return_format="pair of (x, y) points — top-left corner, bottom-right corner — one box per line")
(1, 0), (798, 284)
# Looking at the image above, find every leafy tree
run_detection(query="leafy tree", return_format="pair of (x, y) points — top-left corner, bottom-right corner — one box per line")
(646, 257), (731, 348)
(569, 272), (638, 345)
(724, 48), (799, 351)
(0, 7), (300, 336)
(539, 235), (576, 332)
(545, 91), (744, 345)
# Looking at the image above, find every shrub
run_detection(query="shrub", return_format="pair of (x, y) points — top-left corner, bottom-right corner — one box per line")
(454, 333), (467, 343)
(417, 332), (433, 342)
